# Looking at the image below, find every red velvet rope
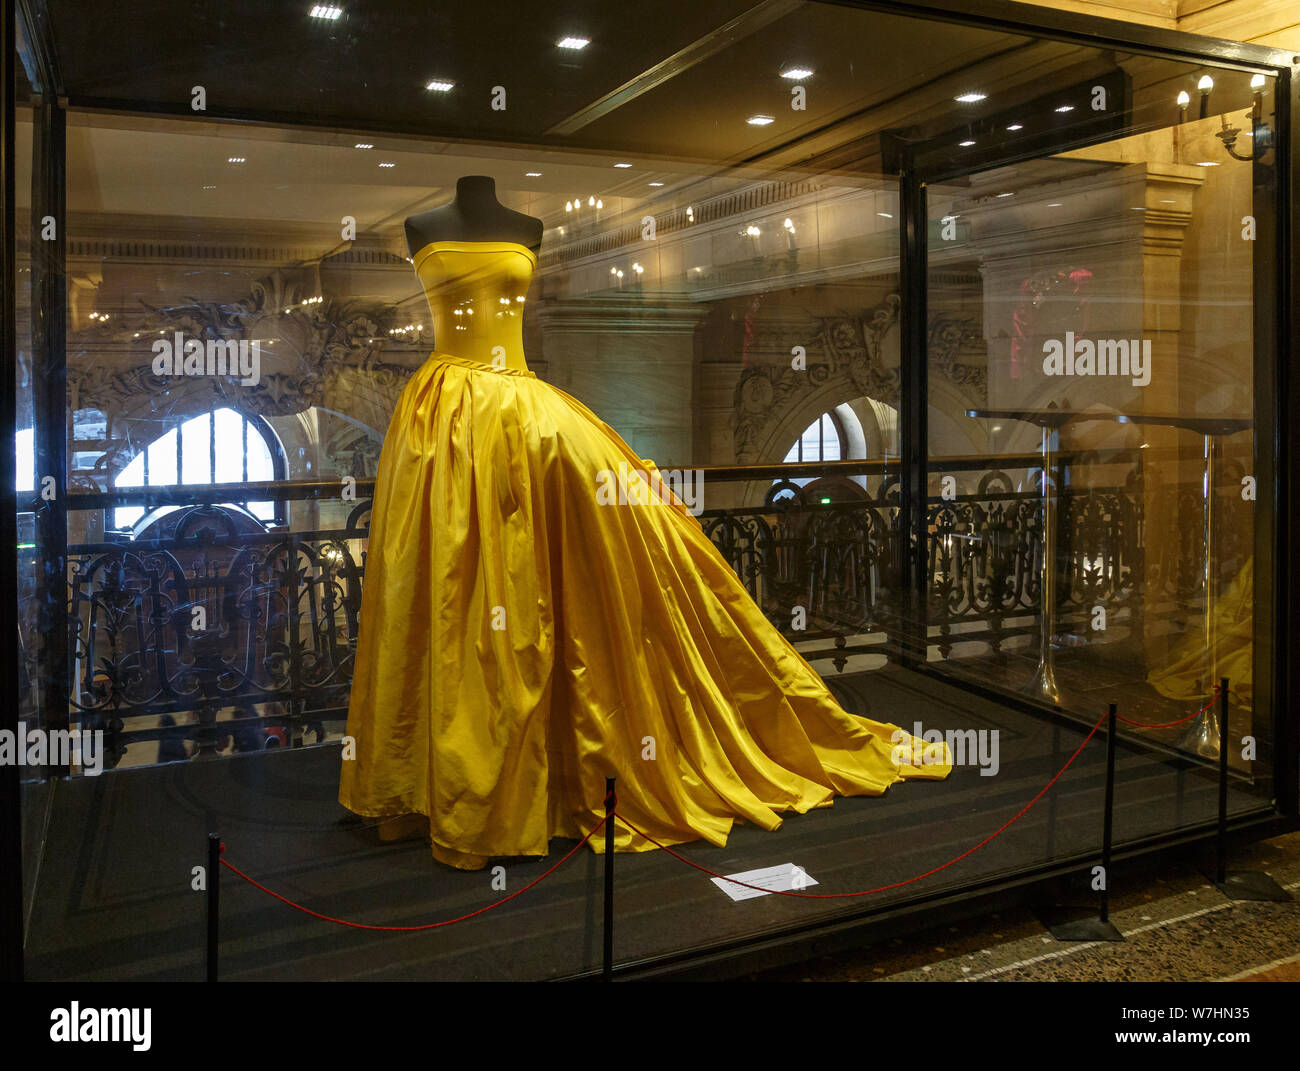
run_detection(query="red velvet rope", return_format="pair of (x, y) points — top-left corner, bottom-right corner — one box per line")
(610, 709), (1107, 899)
(219, 810), (609, 931)
(1115, 684), (1224, 729)
(221, 692), (1228, 924)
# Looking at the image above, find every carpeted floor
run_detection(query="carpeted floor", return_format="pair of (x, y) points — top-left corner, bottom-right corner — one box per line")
(746, 830), (1300, 982)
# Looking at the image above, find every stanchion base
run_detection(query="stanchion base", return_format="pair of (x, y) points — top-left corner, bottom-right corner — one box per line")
(1024, 663), (1061, 705)
(1210, 869), (1293, 902)
(1180, 709), (1221, 760)
(1036, 905), (1124, 943)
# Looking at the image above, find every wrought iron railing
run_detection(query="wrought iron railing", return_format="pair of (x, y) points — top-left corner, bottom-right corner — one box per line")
(23, 452), (1226, 770)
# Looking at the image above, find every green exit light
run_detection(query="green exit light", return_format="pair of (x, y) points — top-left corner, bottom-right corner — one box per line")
(820, 497), (831, 504)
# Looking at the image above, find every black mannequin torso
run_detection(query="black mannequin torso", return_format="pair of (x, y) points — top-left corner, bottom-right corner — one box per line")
(404, 176), (544, 257)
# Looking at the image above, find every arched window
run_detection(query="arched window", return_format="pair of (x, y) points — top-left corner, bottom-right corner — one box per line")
(783, 410), (844, 468)
(112, 407), (284, 533)
(772, 405), (870, 504)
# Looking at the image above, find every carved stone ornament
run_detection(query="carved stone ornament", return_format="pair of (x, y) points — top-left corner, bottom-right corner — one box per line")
(69, 270), (413, 419)
(732, 293), (986, 462)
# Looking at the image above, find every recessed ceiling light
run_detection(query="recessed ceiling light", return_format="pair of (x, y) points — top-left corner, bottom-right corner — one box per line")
(648, 181), (664, 187)
(614, 162), (632, 168)
(525, 171), (542, 177)
(378, 161), (395, 168)
(202, 184), (216, 190)
(959, 140), (976, 147)
(1006, 123), (1023, 131)
(309, 5), (343, 20)
(1055, 105), (1074, 113)
(781, 67), (814, 80)
(954, 92), (987, 103)
(227, 156), (245, 163)
(877, 212), (893, 218)
(557, 36), (589, 50)
(1131, 206), (1146, 211)
(1046, 202), (1063, 207)
(747, 114), (775, 126)
(1195, 160), (1219, 166)
(425, 79), (454, 92)
(996, 192), (1014, 198)
(1159, 199), (1176, 203)
(354, 143), (373, 150)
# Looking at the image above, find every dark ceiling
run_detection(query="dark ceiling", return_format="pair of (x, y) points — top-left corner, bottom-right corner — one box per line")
(33, 0), (1275, 176)
(42, 1), (761, 136)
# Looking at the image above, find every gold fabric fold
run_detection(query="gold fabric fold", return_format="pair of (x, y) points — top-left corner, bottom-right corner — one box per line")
(341, 245), (949, 870)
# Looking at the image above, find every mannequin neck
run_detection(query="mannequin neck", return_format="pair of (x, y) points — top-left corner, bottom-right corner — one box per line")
(455, 176), (499, 211)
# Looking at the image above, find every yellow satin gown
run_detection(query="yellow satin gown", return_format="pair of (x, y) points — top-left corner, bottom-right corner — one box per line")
(339, 239), (951, 869)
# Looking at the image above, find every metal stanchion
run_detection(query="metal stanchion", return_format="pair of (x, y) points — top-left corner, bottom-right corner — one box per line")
(1208, 679), (1291, 902)
(1217, 677), (1229, 886)
(603, 777), (615, 981)
(1038, 704), (1123, 942)
(1046, 723), (1060, 859)
(1100, 703), (1116, 928)
(206, 832), (220, 982)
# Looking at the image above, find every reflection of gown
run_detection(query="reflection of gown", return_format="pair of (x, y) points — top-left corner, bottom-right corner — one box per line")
(1149, 557), (1253, 708)
(339, 240), (950, 870)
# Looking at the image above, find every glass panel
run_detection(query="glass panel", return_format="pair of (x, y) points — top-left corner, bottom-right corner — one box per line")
(14, 0), (1286, 981)
(13, 19), (40, 940)
(923, 57), (1279, 832)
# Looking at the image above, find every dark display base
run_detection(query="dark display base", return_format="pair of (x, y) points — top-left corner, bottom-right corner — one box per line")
(22, 664), (1265, 981)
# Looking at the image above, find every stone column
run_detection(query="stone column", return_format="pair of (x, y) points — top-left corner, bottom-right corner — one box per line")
(958, 161), (1208, 673)
(533, 296), (710, 470)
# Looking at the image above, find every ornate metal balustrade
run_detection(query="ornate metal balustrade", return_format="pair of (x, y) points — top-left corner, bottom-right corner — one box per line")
(63, 497), (371, 766)
(27, 453), (1224, 770)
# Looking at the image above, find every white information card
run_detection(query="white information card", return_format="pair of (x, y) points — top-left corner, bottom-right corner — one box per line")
(711, 862), (818, 902)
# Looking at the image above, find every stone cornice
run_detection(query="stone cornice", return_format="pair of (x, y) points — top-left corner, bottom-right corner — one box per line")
(533, 296), (710, 333)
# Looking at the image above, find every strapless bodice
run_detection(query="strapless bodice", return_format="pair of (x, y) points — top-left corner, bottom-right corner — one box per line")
(412, 240), (537, 373)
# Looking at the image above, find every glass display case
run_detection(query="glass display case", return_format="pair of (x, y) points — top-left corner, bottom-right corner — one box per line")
(3, 0), (1296, 981)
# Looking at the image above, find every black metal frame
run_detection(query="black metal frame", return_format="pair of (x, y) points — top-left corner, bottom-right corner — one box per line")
(1, 0), (21, 987)
(2, 0), (1296, 984)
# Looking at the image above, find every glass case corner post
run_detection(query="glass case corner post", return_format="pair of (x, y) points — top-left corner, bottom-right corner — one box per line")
(898, 164), (928, 670)
(2, 0), (25, 984)
(29, 25), (68, 776)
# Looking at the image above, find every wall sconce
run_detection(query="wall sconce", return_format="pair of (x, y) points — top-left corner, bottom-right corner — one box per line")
(1197, 74), (1213, 120)
(1187, 73), (1272, 162)
(1217, 103), (1272, 161)
(1177, 90), (1190, 124)
(1250, 73), (1266, 119)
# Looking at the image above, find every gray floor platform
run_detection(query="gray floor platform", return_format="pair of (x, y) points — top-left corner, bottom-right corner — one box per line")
(20, 665), (1266, 981)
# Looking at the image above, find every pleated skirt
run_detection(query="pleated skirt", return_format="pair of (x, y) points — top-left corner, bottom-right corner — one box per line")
(340, 352), (950, 868)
